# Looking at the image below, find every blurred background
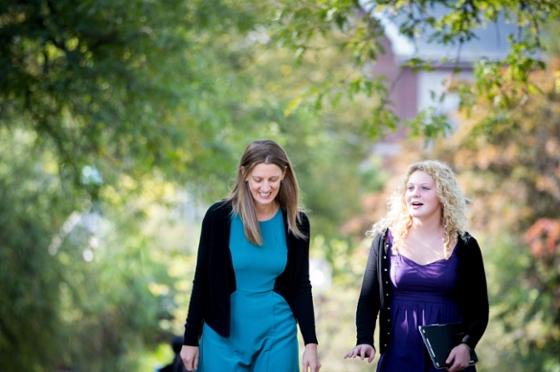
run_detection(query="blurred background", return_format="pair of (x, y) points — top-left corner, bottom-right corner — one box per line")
(1, 1), (559, 371)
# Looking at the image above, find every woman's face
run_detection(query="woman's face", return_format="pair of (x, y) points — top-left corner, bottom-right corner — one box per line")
(246, 163), (285, 208)
(405, 170), (442, 221)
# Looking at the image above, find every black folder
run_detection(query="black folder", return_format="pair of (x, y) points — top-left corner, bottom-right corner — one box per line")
(418, 323), (478, 370)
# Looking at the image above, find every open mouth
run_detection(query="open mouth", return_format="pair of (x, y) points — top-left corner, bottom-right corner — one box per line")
(411, 201), (424, 208)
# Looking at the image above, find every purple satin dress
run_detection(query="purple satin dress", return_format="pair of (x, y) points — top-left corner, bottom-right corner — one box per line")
(377, 239), (475, 372)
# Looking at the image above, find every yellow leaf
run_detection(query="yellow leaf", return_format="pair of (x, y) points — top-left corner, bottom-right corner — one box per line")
(284, 96), (303, 116)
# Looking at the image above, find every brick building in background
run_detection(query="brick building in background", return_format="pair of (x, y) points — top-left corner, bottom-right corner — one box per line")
(370, 8), (517, 157)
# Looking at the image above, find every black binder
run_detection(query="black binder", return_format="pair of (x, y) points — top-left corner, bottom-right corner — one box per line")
(418, 323), (478, 370)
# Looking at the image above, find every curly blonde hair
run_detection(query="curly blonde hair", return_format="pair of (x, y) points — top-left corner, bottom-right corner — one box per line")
(369, 160), (468, 258)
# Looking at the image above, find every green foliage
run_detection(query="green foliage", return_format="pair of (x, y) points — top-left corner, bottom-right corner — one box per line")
(1, 0), (185, 176)
(408, 107), (452, 139)
(273, 0), (560, 138)
(430, 57), (560, 371)
(0, 129), (179, 370)
(60, 223), (174, 370)
(0, 129), (68, 370)
(0, 0), (268, 194)
(0, 232), (63, 371)
(478, 234), (560, 372)
(0, 1), (376, 368)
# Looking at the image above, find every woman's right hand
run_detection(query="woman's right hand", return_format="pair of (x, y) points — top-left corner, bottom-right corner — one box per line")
(180, 345), (199, 371)
(344, 344), (376, 363)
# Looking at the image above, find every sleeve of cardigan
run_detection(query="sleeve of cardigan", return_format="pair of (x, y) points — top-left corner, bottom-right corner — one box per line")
(460, 235), (489, 350)
(356, 234), (382, 346)
(182, 207), (213, 346)
(291, 212), (319, 345)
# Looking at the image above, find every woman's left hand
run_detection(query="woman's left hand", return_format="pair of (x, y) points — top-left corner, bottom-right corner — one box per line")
(445, 343), (471, 372)
(302, 343), (321, 372)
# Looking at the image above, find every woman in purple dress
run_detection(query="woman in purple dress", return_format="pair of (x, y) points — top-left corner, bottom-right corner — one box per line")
(345, 160), (488, 372)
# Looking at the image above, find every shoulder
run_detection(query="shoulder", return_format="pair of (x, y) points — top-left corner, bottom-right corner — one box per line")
(457, 231), (483, 259)
(204, 199), (233, 221)
(297, 210), (309, 225)
(378, 228), (390, 243)
(369, 228), (389, 252)
(293, 210), (310, 236)
(459, 231), (479, 247)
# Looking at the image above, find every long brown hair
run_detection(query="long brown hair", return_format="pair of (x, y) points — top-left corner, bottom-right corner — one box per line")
(228, 140), (306, 245)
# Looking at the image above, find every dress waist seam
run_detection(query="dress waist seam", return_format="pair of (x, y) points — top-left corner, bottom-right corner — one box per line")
(392, 291), (455, 304)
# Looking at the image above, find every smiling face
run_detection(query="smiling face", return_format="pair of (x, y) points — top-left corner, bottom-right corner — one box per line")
(246, 163), (285, 209)
(405, 170), (442, 222)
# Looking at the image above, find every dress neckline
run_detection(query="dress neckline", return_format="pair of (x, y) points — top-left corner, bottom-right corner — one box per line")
(394, 243), (458, 267)
(258, 208), (280, 223)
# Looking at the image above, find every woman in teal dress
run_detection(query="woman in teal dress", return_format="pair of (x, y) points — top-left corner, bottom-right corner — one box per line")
(180, 140), (321, 372)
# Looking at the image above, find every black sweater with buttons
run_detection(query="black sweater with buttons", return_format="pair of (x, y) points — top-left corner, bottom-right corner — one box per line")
(355, 229), (489, 354)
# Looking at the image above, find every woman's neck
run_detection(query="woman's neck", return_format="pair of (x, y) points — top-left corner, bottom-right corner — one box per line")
(404, 215), (447, 262)
(255, 202), (279, 221)
(411, 214), (442, 235)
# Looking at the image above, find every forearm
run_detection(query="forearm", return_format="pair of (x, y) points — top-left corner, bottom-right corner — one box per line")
(183, 277), (205, 346)
(293, 284), (318, 345)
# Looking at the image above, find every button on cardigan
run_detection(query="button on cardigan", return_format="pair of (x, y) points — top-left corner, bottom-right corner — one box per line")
(355, 229), (489, 353)
(183, 200), (318, 346)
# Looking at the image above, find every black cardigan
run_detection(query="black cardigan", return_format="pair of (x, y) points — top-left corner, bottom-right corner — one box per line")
(356, 229), (489, 354)
(183, 200), (318, 346)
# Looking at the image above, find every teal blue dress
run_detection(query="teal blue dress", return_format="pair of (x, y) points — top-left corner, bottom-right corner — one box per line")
(198, 210), (299, 371)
